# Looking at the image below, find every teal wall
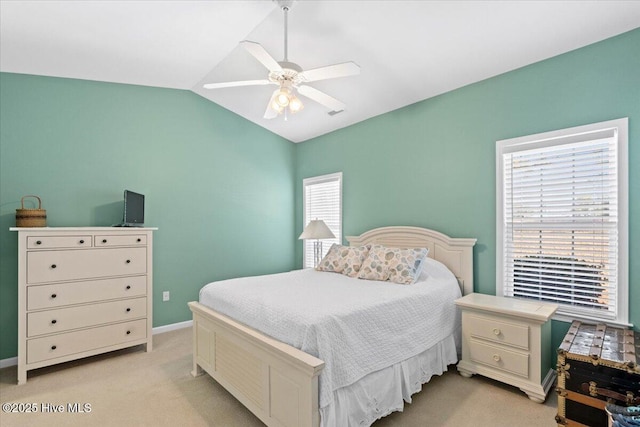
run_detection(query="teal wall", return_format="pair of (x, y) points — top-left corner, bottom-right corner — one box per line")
(0, 74), (296, 360)
(1, 29), (638, 362)
(295, 28), (640, 354)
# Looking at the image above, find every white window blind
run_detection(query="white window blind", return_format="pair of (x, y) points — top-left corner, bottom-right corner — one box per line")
(302, 173), (342, 269)
(497, 119), (628, 325)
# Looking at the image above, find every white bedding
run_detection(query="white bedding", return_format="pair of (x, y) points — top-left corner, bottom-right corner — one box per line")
(321, 335), (458, 426)
(198, 258), (461, 412)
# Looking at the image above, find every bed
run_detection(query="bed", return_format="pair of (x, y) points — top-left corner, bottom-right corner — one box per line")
(188, 226), (476, 427)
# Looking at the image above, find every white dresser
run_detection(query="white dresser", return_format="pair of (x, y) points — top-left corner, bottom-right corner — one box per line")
(10, 227), (156, 384)
(455, 293), (557, 403)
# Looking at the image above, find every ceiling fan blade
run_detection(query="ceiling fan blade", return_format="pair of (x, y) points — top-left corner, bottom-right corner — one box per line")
(203, 79), (272, 89)
(263, 89), (280, 119)
(297, 85), (345, 112)
(240, 40), (283, 73)
(299, 62), (360, 83)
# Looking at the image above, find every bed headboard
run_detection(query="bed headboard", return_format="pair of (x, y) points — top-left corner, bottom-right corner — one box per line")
(346, 226), (477, 295)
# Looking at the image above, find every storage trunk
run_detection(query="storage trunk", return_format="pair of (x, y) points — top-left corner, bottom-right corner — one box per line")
(556, 321), (640, 427)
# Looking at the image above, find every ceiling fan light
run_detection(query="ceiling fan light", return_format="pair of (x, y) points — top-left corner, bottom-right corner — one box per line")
(289, 96), (303, 113)
(275, 88), (291, 107)
(271, 100), (284, 113)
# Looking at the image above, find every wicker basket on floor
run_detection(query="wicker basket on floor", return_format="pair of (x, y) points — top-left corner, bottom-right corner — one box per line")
(15, 195), (47, 227)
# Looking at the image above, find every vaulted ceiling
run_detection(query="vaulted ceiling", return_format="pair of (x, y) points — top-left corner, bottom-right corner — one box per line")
(2, 1), (639, 142)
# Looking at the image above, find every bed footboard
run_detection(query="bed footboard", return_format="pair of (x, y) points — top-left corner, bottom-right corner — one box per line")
(188, 302), (324, 427)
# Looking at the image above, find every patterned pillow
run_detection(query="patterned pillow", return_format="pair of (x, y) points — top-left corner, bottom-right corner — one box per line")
(339, 245), (372, 278)
(316, 244), (371, 277)
(316, 244), (343, 273)
(357, 245), (429, 284)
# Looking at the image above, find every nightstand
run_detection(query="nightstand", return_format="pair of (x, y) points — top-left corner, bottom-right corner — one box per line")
(455, 293), (558, 403)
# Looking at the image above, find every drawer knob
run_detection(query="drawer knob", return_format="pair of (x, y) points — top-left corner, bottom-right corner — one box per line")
(51, 319), (57, 324)
(79, 239), (85, 244)
(36, 240), (42, 245)
(51, 293), (57, 299)
(493, 354), (501, 362)
(51, 345), (57, 350)
(126, 330), (131, 335)
(126, 285), (131, 290)
(126, 259), (131, 264)
(126, 308), (131, 312)
(493, 328), (501, 336)
(137, 238), (141, 242)
(51, 264), (57, 269)
(102, 239), (107, 243)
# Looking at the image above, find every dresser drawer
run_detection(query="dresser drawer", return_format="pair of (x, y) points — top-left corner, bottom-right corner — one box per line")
(466, 314), (529, 350)
(469, 338), (529, 378)
(27, 276), (147, 310)
(27, 319), (147, 364)
(95, 234), (147, 247)
(27, 297), (147, 337)
(27, 247), (146, 284)
(27, 235), (92, 249)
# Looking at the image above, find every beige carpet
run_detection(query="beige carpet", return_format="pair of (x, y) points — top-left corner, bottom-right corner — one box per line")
(0, 327), (557, 426)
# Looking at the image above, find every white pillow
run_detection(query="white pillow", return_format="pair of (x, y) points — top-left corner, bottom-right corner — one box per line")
(416, 256), (459, 285)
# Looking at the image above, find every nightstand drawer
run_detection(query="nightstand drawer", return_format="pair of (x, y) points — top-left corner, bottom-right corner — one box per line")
(467, 314), (529, 350)
(469, 339), (529, 378)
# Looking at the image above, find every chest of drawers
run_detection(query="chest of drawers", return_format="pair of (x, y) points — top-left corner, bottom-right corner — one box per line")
(455, 293), (557, 403)
(10, 227), (156, 384)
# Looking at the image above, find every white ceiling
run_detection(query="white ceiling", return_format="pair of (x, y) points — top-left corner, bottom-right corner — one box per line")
(2, 1), (639, 143)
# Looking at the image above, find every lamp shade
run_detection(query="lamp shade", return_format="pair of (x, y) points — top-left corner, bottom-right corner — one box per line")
(298, 219), (335, 240)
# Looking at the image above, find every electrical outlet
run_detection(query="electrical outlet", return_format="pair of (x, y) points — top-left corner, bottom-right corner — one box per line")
(162, 291), (170, 302)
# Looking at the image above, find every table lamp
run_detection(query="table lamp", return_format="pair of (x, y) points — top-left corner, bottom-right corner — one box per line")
(299, 219), (335, 267)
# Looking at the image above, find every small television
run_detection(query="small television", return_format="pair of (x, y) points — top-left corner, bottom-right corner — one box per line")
(121, 190), (145, 227)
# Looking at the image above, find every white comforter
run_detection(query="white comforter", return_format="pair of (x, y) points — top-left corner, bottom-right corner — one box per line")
(199, 258), (461, 409)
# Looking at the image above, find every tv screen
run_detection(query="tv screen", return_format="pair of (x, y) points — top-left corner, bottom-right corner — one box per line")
(123, 190), (144, 226)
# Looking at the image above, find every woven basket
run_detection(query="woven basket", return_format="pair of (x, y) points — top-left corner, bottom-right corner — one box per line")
(16, 195), (47, 227)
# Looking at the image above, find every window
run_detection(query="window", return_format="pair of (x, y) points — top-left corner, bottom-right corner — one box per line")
(302, 172), (342, 268)
(496, 118), (628, 325)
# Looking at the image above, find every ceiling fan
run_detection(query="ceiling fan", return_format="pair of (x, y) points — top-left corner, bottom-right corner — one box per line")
(203, 0), (360, 119)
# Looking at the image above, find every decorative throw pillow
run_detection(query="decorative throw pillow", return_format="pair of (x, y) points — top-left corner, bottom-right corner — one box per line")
(316, 244), (371, 277)
(357, 245), (429, 284)
(315, 244), (343, 273)
(339, 245), (371, 278)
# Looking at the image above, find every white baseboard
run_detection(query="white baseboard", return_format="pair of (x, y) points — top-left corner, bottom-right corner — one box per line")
(0, 357), (18, 369)
(0, 320), (193, 369)
(152, 320), (193, 334)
